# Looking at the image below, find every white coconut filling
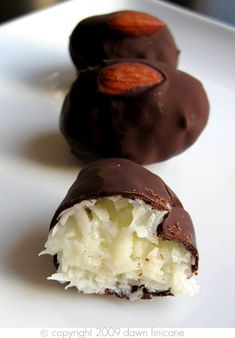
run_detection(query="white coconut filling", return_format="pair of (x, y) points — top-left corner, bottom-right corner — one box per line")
(41, 197), (199, 299)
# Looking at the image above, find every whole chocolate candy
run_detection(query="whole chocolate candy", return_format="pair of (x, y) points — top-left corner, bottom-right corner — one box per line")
(42, 158), (199, 300)
(60, 59), (209, 164)
(69, 10), (179, 70)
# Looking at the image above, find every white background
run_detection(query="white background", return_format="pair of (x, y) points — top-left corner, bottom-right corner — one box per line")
(0, 0), (235, 328)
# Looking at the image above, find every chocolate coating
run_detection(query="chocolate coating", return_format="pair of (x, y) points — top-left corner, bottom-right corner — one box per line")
(50, 158), (199, 277)
(69, 11), (179, 70)
(104, 287), (173, 299)
(61, 59), (209, 164)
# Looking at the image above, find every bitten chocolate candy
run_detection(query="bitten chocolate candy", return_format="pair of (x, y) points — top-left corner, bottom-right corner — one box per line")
(69, 11), (179, 70)
(60, 59), (209, 164)
(41, 158), (199, 300)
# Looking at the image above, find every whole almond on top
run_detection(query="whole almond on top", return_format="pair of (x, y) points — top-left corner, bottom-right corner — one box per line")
(97, 63), (164, 95)
(108, 11), (166, 36)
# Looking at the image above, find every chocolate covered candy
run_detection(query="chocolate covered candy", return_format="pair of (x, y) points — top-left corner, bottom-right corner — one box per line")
(41, 158), (199, 300)
(60, 59), (209, 164)
(69, 11), (179, 70)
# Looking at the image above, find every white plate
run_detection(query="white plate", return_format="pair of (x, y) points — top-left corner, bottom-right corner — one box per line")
(0, 0), (235, 328)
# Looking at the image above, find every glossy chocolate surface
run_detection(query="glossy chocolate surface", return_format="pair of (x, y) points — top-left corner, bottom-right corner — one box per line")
(69, 11), (179, 70)
(61, 59), (209, 164)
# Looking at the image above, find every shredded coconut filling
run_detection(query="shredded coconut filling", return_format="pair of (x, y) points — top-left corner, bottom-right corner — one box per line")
(41, 197), (199, 299)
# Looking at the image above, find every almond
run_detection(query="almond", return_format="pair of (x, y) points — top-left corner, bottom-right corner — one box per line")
(97, 63), (164, 95)
(108, 11), (166, 36)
